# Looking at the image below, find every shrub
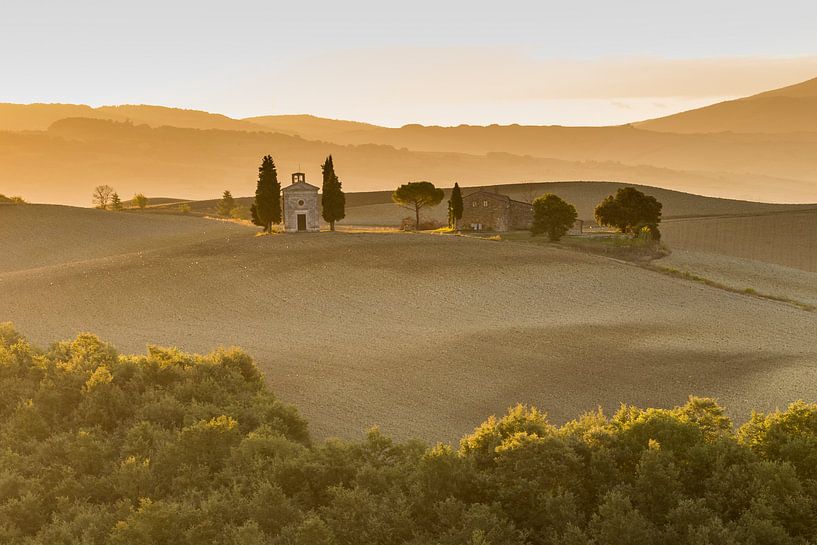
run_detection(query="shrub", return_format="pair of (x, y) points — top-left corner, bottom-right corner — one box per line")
(2, 327), (816, 544)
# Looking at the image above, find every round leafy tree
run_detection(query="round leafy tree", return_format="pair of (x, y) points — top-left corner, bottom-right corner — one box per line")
(594, 187), (662, 237)
(392, 181), (444, 230)
(531, 194), (578, 241)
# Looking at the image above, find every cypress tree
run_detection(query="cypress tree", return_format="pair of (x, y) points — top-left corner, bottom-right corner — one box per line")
(110, 192), (123, 211)
(251, 155), (281, 232)
(449, 182), (463, 229)
(217, 190), (235, 217)
(321, 155), (346, 231)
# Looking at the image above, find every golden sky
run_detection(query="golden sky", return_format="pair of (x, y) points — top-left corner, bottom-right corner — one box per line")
(2, 1), (817, 125)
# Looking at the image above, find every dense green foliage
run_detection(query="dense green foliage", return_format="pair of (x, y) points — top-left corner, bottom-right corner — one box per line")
(531, 194), (578, 241)
(321, 155), (346, 231)
(218, 190), (236, 217)
(2, 324), (816, 544)
(449, 183), (464, 229)
(594, 187), (662, 238)
(392, 181), (445, 230)
(251, 155), (281, 232)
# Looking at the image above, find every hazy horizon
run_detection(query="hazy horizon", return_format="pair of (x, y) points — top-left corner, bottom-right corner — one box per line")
(3, 1), (817, 126)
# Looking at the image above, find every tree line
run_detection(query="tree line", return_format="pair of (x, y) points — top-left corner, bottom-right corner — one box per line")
(92, 185), (148, 210)
(392, 181), (663, 241)
(1, 324), (815, 545)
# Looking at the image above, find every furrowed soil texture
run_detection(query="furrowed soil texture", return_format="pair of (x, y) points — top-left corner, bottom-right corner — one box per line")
(2, 206), (816, 441)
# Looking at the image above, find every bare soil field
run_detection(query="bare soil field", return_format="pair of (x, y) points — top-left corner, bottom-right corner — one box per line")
(656, 249), (817, 308)
(2, 206), (816, 441)
(661, 209), (817, 272)
(0, 204), (246, 273)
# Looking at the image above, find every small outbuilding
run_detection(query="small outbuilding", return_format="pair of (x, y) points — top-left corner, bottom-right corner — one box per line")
(282, 172), (320, 233)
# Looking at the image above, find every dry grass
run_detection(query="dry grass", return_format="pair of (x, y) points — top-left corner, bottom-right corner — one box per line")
(3, 205), (817, 442)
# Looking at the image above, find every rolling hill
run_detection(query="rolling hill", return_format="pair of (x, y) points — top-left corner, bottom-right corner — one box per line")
(636, 76), (817, 134)
(3, 117), (817, 206)
(0, 103), (268, 132)
(2, 205), (816, 440)
(3, 77), (817, 205)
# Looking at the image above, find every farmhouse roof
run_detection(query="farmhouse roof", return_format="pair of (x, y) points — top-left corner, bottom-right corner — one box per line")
(464, 188), (532, 207)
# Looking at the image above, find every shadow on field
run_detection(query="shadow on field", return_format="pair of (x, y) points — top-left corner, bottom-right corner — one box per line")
(393, 322), (808, 441)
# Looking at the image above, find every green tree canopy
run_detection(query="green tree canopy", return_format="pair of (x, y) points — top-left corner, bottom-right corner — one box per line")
(321, 155), (346, 231)
(531, 193), (578, 241)
(448, 182), (464, 229)
(217, 190), (236, 217)
(250, 155), (281, 232)
(2, 323), (817, 544)
(392, 181), (445, 230)
(594, 187), (662, 237)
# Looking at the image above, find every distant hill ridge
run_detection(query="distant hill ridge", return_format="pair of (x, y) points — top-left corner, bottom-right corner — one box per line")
(3, 76), (817, 204)
(635, 76), (817, 134)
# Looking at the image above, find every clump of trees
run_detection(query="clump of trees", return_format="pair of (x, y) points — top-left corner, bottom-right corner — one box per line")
(392, 181), (445, 230)
(595, 187), (662, 240)
(110, 192), (123, 211)
(0, 194), (25, 204)
(2, 323), (817, 545)
(531, 193), (578, 241)
(132, 193), (148, 209)
(250, 155), (281, 233)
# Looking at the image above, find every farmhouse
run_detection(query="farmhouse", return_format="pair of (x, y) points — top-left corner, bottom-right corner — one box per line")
(460, 189), (534, 231)
(282, 172), (320, 232)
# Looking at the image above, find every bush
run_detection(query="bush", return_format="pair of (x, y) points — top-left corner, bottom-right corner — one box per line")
(0, 194), (25, 204)
(1, 325), (816, 544)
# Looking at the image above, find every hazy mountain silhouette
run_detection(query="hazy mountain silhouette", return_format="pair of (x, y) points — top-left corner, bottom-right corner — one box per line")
(243, 114), (383, 140)
(3, 77), (817, 205)
(635, 77), (817, 134)
(0, 103), (267, 132)
(2, 117), (813, 206)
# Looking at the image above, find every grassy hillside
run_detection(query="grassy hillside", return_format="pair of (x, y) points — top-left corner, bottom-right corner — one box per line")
(2, 206), (816, 441)
(636, 76), (817, 134)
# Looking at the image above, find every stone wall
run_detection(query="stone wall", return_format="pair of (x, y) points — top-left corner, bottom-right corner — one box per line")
(509, 200), (534, 230)
(460, 192), (511, 231)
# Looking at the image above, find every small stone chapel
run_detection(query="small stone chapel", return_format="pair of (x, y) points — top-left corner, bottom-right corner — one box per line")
(282, 172), (320, 232)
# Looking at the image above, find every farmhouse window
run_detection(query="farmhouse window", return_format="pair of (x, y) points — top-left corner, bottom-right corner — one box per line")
(472, 202), (478, 207)
(483, 200), (488, 207)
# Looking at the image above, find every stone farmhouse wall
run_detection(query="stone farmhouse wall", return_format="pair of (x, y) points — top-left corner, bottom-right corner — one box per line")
(509, 199), (534, 230)
(461, 190), (534, 231)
